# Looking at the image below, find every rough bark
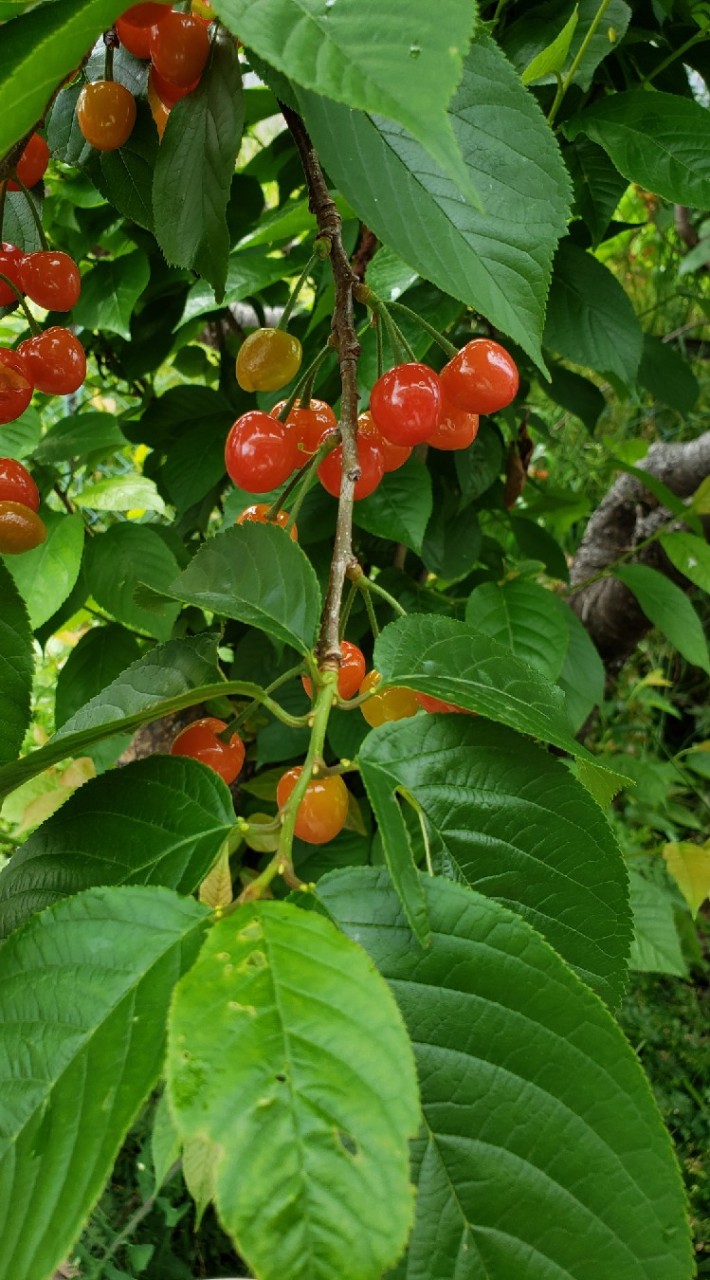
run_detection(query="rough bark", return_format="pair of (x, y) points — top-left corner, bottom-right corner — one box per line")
(569, 431), (710, 673)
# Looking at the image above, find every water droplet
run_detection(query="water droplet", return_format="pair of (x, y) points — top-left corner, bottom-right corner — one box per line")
(409, 43), (421, 58)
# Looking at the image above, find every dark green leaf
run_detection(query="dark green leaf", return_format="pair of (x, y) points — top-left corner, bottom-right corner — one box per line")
(555, 600), (605, 732)
(565, 137), (629, 247)
(54, 624), (143, 730)
(46, 84), (93, 167)
(615, 563), (710, 672)
(3, 511), (84, 630)
(509, 514), (570, 581)
(638, 335), (699, 414)
(454, 421), (504, 501)
(97, 102), (159, 232)
(504, 0), (631, 90)
(73, 251), (151, 341)
(544, 239), (643, 385)
(84, 524), (182, 642)
(0, 562), (33, 767)
(422, 491), (482, 580)
(465, 579), (570, 680)
(32, 411), (128, 465)
(354, 458), (432, 554)
(545, 361), (606, 431)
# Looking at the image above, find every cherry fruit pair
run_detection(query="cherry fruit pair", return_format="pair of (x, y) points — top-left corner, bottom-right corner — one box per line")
(171, 717), (245, 786)
(0, 247), (81, 312)
(0, 458), (46, 555)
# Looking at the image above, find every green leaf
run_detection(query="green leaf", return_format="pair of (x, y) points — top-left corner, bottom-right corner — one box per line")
(521, 6), (579, 83)
(97, 102), (159, 232)
(0, 885), (209, 1280)
(356, 756), (431, 947)
(663, 841), (710, 917)
(55, 623), (142, 730)
(73, 251), (151, 341)
(319, 867), (693, 1280)
(168, 525), (322, 656)
(545, 360), (606, 431)
(565, 136), (629, 247)
(0, 407), (42, 461)
(565, 89), (710, 208)
(32, 411), (127, 465)
(84, 524), (182, 641)
(153, 28), (244, 298)
(615, 563), (710, 673)
(555, 600), (605, 732)
(0, 0), (131, 155)
(659, 531), (710, 594)
(422, 488), (482, 580)
(610, 457), (703, 535)
(167, 900), (420, 1280)
(628, 867), (688, 977)
(47, 84), (93, 167)
(75, 474), (166, 514)
(454, 420), (503, 501)
(179, 245), (301, 327)
(509, 513), (570, 581)
(465, 579), (570, 681)
(544, 239), (643, 385)
(1, 189), (44, 252)
(505, 0), (631, 90)
(0, 756), (235, 938)
(151, 1091), (180, 1192)
(359, 717), (631, 1005)
(298, 35), (571, 368)
(638, 335), (699, 414)
(214, 0), (478, 207)
(0, 562), (33, 767)
(354, 458), (432, 554)
(3, 511), (84, 630)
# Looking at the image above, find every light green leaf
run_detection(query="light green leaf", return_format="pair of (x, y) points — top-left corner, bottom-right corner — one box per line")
(32, 411), (127, 466)
(54, 624), (142, 731)
(320, 868), (692, 1280)
(628, 867), (688, 977)
(0, 885), (209, 1280)
(544, 239), (643, 385)
(659, 531), (710, 594)
(0, 407), (42, 460)
(691, 474), (710, 514)
(168, 524), (322, 656)
(663, 840), (710, 917)
(359, 716), (631, 1005)
(555, 599), (605, 732)
(354, 458), (432, 554)
(75, 474), (166, 514)
(505, 0), (631, 90)
(615, 563), (710, 673)
(465, 579), (570, 681)
(84, 523), (182, 641)
(0, 562), (33, 767)
(73, 251), (151, 341)
(3, 510), (84, 630)
(167, 900), (420, 1280)
(521, 7), (579, 84)
(151, 1092), (181, 1192)
(0, 756), (235, 938)
(299, 35), (571, 367)
(179, 246), (302, 327)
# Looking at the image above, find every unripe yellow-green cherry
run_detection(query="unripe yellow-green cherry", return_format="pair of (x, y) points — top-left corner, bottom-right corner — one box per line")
(236, 327), (303, 392)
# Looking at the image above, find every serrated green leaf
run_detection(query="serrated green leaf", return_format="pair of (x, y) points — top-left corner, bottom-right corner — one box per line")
(521, 6), (579, 83)
(0, 885), (209, 1280)
(167, 900), (420, 1280)
(55, 624), (142, 731)
(73, 250), (151, 340)
(0, 189), (44, 252)
(628, 866), (688, 976)
(3, 510), (84, 631)
(32, 411), (127, 465)
(319, 867), (693, 1280)
(465, 579), (570, 681)
(565, 136), (629, 246)
(354, 457), (432, 554)
(544, 239), (642, 385)
(659, 531), (710, 593)
(299, 34), (571, 368)
(75, 474), (165, 514)
(0, 562), (33, 767)
(555, 599), (605, 732)
(96, 101), (159, 232)
(615, 563), (710, 673)
(84, 524), (181, 641)
(168, 524), (322, 656)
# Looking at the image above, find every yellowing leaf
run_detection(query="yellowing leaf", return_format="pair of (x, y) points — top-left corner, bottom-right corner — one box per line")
(663, 840), (710, 916)
(199, 844), (234, 908)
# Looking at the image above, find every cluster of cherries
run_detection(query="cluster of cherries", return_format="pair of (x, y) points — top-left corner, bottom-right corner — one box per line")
(171, 640), (464, 846)
(0, 457), (46, 555)
(77, 0), (214, 151)
(225, 326), (519, 502)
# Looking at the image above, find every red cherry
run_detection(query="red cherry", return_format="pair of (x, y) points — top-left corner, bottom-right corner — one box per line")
(318, 418), (384, 501)
(272, 397), (337, 457)
(427, 395), (479, 451)
(440, 338), (519, 415)
(359, 410), (411, 472)
(121, 2), (171, 24)
(7, 134), (49, 191)
(415, 691), (464, 714)
(276, 767), (349, 845)
(116, 15), (154, 58)
(237, 503), (298, 540)
(149, 12), (210, 88)
(171, 716), (245, 785)
(148, 65), (200, 107)
(302, 640), (366, 702)
(0, 457), (39, 511)
(0, 244), (26, 307)
(369, 362), (442, 447)
(225, 411), (299, 493)
(0, 349), (33, 423)
(20, 252), (81, 312)
(19, 327), (86, 395)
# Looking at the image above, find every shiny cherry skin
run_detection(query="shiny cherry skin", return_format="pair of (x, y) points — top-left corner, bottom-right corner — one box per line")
(20, 251), (81, 312)
(276, 767), (349, 845)
(7, 134), (50, 191)
(149, 65), (199, 108)
(171, 717), (245, 785)
(0, 501), (46, 555)
(318, 418), (384, 501)
(360, 410), (411, 472)
(236, 328), (303, 393)
(0, 349), (33, 423)
(272, 396), (337, 457)
(369, 362), (442, 446)
(359, 671), (420, 727)
(116, 15), (153, 59)
(427, 395), (479, 451)
(121, 2), (171, 24)
(440, 338), (519, 415)
(302, 640), (366, 702)
(149, 12), (210, 88)
(0, 244), (26, 306)
(0, 458), (39, 511)
(225, 410), (299, 493)
(237, 502), (297, 540)
(19, 327), (86, 395)
(77, 82), (137, 151)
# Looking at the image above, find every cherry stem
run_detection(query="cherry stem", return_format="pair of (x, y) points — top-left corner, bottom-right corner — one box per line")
(374, 313), (384, 379)
(13, 177), (48, 251)
(223, 663), (307, 736)
(267, 431), (338, 526)
(359, 582), (380, 638)
(347, 561), (408, 617)
(0, 271), (40, 334)
(275, 341), (330, 423)
(277, 248), (321, 331)
(338, 579), (357, 640)
(388, 299), (458, 358)
(103, 33), (116, 82)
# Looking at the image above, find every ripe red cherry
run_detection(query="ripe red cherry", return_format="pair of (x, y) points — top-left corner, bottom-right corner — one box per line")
(237, 503), (298, 540)
(272, 397), (337, 457)
(116, 15), (153, 59)
(440, 338), (519, 415)
(149, 12), (210, 88)
(19, 327), (86, 394)
(7, 134), (50, 191)
(121, 2), (171, 24)
(0, 244), (25, 307)
(360, 410), (411, 472)
(225, 411), (299, 493)
(318, 418), (384, 501)
(276, 767), (349, 845)
(149, 65), (200, 107)
(171, 716), (245, 785)
(369, 362), (442, 446)
(20, 252), (81, 312)
(0, 458), (39, 511)
(427, 395), (479, 451)
(0, 349), (33, 423)
(302, 640), (366, 702)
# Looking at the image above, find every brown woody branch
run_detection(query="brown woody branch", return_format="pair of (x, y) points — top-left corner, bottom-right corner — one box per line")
(281, 104), (361, 667)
